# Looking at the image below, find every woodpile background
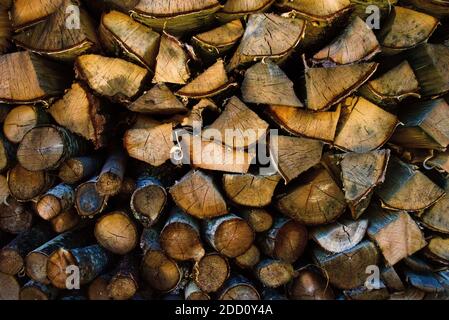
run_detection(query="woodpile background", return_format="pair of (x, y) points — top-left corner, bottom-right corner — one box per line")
(0, 0), (449, 301)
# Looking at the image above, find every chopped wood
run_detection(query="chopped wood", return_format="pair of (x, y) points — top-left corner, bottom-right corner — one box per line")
(426, 237), (449, 264)
(234, 244), (260, 269)
(96, 148), (127, 197)
(255, 259), (295, 288)
(107, 254), (139, 300)
(36, 183), (75, 220)
(288, 269), (335, 300)
(0, 197), (33, 234)
(240, 208), (273, 233)
(0, 272), (20, 300)
(49, 209), (80, 234)
(218, 275), (260, 300)
(3, 105), (49, 144)
(7, 164), (54, 201)
(185, 281), (209, 300)
(275, 0), (351, 24)
(58, 156), (103, 184)
(20, 280), (58, 300)
(421, 179), (449, 234)
(193, 253), (230, 293)
(75, 176), (108, 217)
(11, 0), (63, 31)
(217, 0), (275, 22)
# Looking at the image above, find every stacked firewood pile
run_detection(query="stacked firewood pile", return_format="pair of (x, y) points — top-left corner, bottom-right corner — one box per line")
(0, 0), (449, 301)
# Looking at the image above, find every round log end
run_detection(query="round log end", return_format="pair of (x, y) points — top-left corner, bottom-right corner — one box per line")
(0, 272), (20, 300)
(141, 250), (181, 292)
(108, 276), (138, 300)
(25, 252), (49, 284)
(47, 248), (77, 289)
(215, 218), (254, 258)
(0, 248), (23, 275)
(36, 195), (61, 220)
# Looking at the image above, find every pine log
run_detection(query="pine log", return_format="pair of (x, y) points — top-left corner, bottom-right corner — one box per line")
(3, 105), (49, 144)
(47, 244), (113, 289)
(25, 228), (90, 284)
(426, 237), (449, 264)
(96, 148), (127, 196)
(49, 208), (80, 233)
(7, 164), (54, 201)
(305, 63), (378, 111)
(130, 175), (166, 228)
(99, 10), (160, 70)
(20, 280), (58, 300)
(276, 167), (346, 225)
(169, 170), (228, 219)
(313, 240), (379, 289)
(17, 125), (86, 172)
(234, 244), (260, 269)
(184, 281), (210, 300)
(204, 214), (254, 258)
(160, 209), (205, 262)
(0, 272), (20, 300)
(0, 51), (70, 104)
(260, 216), (308, 263)
(242, 60), (303, 107)
(0, 197), (33, 234)
(288, 269), (334, 300)
(376, 157), (445, 211)
(13, 0), (99, 61)
(223, 173), (280, 207)
(217, 0), (275, 22)
(0, 223), (53, 275)
(334, 97), (399, 152)
(255, 259), (295, 288)
(48, 82), (108, 149)
(75, 54), (149, 103)
(193, 253), (230, 293)
(239, 208), (273, 233)
(218, 275), (260, 300)
(36, 183), (75, 220)
(140, 228), (184, 292)
(58, 156), (103, 184)
(74, 176), (108, 217)
(94, 211), (138, 255)
(270, 135), (323, 183)
(107, 254), (139, 300)
(228, 13), (306, 71)
(311, 219), (368, 254)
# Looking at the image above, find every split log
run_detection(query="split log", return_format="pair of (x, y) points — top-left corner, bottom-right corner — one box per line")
(75, 54), (149, 103)
(204, 214), (255, 258)
(381, 266), (405, 292)
(378, 6), (438, 55)
(140, 228), (184, 292)
(223, 173), (280, 207)
(406, 44), (449, 98)
(426, 237), (449, 264)
(266, 105), (341, 143)
(169, 170), (228, 219)
(48, 82), (108, 149)
(7, 164), (54, 201)
(203, 96), (269, 148)
(421, 178), (449, 234)
(88, 274), (111, 300)
(275, 167), (346, 225)
(239, 208), (273, 233)
(391, 99), (449, 150)
(25, 228), (90, 284)
(260, 216), (308, 263)
(176, 59), (235, 99)
(217, 0), (274, 22)
(129, 0), (221, 34)
(192, 20), (244, 61)
(242, 60), (303, 107)
(20, 280), (58, 300)
(96, 148), (127, 197)
(193, 253), (230, 293)
(10, 0), (63, 31)
(13, 0), (99, 61)
(312, 17), (380, 66)
(334, 97), (399, 152)
(58, 156), (103, 184)
(99, 10), (160, 70)
(359, 61), (421, 107)
(270, 135), (323, 183)
(275, 0), (352, 25)
(313, 240), (379, 289)
(152, 33), (190, 85)
(130, 175), (166, 228)
(160, 209), (205, 261)
(218, 275), (260, 300)
(349, 0), (398, 20)
(234, 245), (260, 269)
(128, 83), (188, 116)
(3, 105), (49, 144)
(375, 157), (445, 211)
(107, 254), (139, 300)
(0, 223), (53, 275)
(175, 98), (219, 128)
(365, 206), (427, 266)
(36, 183), (75, 220)
(0, 272), (20, 300)
(75, 176), (108, 217)
(0, 197), (33, 234)
(49, 209), (80, 233)
(0, 51), (69, 105)
(339, 149), (390, 218)
(94, 211), (138, 255)
(404, 0), (449, 17)
(255, 259), (295, 288)
(228, 13), (306, 71)
(288, 269), (334, 300)
(47, 244), (113, 289)
(17, 125), (86, 172)
(185, 281), (210, 300)
(305, 63), (378, 111)
(311, 219), (368, 254)
(425, 150), (449, 174)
